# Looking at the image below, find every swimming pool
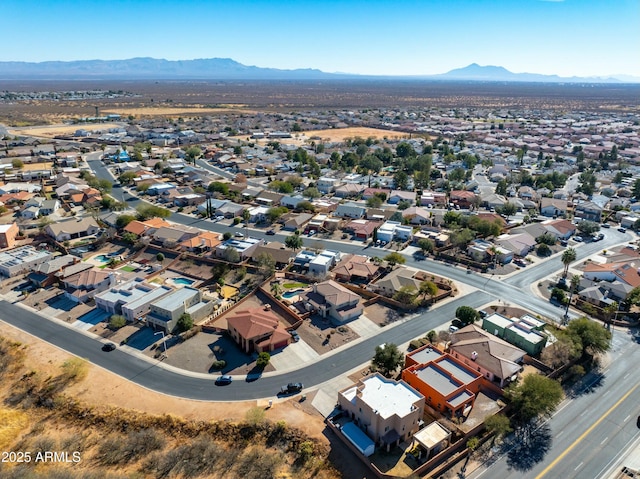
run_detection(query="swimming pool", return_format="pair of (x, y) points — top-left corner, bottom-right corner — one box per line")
(173, 277), (195, 286)
(282, 288), (303, 299)
(94, 255), (110, 263)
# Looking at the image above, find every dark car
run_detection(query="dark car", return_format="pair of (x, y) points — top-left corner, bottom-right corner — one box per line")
(101, 343), (116, 352)
(215, 375), (233, 385)
(281, 382), (303, 394)
(601, 223), (610, 229)
(266, 229), (276, 235)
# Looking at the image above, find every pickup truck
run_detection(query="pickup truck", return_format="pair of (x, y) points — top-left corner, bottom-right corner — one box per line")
(280, 382), (303, 394)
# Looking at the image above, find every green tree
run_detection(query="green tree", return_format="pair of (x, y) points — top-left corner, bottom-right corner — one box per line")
(256, 351), (271, 368)
(266, 206), (288, 223)
(285, 234), (303, 251)
(426, 330), (437, 343)
(122, 232), (138, 244)
(303, 186), (321, 199)
(505, 375), (563, 425)
(576, 221), (600, 236)
(394, 170), (409, 190)
(256, 252), (276, 278)
(223, 246), (241, 263)
(109, 315), (126, 330)
(156, 252), (165, 262)
(222, 231), (232, 241)
(499, 202), (517, 219)
(208, 181), (230, 196)
(393, 285), (418, 304)
(419, 280), (438, 302)
(119, 171), (137, 185)
(537, 243), (552, 256)
(396, 142), (416, 158)
(270, 282), (283, 298)
(417, 238), (434, 255)
(184, 146), (202, 165)
(371, 343), (403, 377)
(495, 179), (508, 196)
(384, 252), (406, 267)
(564, 317), (611, 357)
(455, 305), (479, 326)
(484, 414), (512, 445)
(366, 195), (383, 208)
(136, 204), (171, 220)
(115, 214), (136, 229)
(561, 247), (577, 277)
(176, 313), (193, 332)
(12, 158), (24, 169)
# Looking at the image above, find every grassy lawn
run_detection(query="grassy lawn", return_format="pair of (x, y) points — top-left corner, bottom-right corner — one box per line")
(282, 282), (307, 289)
(120, 265), (137, 272)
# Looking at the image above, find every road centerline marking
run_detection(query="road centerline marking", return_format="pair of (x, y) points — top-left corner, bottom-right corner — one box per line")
(535, 383), (638, 479)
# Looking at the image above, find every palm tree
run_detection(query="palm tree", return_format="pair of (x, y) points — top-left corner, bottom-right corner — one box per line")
(563, 274), (581, 324)
(270, 283), (282, 298)
(561, 247), (577, 277)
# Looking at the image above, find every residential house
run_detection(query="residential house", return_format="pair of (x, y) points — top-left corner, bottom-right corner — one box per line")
(495, 232), (536, 257)
(215, 237), (263, 261)
(335, 183), (365, 198)
(217, 201), (245, 218)
(540, 198), (569, 217)
(0, 222), (19, 249)
(45, 217), (100, 242)
(304, 280), (363, 323)
(147, 183), (177, 196)
(308, 250), (341, 278)
(226, 306), (292, 353)
(388, 190), (415, 205)
(62, 269), (116, 303)
(180, 231), (222, 254)
(282, 212), (313, 231)
(449, 325), (525, 387)
(542, 219), (576, 239)
(450, 190), (477, 208)
(256, 191), (284, 207)
(467, 239), (513, 264)
(333, 254), (380, 283)
(317, 177), (342, 194)
(362, 188), (391, 200)
(334, 203), (366, 219)
(27, 254), (78, 288)
(123, 218), (171, 237)
(173, 193), (206, 207)
(402, 207), (431, 225)
(574, 201), (603, 222)
(250, 242), (295, 268)
(338, 373), (425, 453)
(152, 225), (199, 248)
(344, 219), (379, 240)
(482, 313), (547, 356)
(373, 267), (422, 297)
(402, 345), (482, 417)
(0, 246), (53, 277)
(377, 221), (413, 243)
(146, 287), (213, 332)
(95, 278), (173, 322)
(280, 195), (306, 209)
(247, 205), (270, 223)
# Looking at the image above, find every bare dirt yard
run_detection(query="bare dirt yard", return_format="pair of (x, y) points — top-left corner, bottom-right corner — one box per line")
(8, 122), (116, 138)
(0, 320), (328, 443)
(101, 105), (253, 117)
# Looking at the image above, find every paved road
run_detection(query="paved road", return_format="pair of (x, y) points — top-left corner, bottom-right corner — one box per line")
(0, 289), (491, 400)
(469, 326), (640, 479)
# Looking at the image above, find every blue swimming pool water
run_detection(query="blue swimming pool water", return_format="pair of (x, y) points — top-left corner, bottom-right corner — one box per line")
(282, 288), (303, 299)
(94, 255), (110, 263)
(173, 277), (195, 286)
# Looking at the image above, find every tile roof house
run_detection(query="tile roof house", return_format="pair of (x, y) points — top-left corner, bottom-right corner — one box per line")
(123, 218), (172, 236)
(574, 201), (603, 222)
(401, 206), (431, 225)
(180, 231), (222, 253)
(540, 198), (568, 217)
(344, 219), (379, 240)
(450, 190), (477, 207)
(448, 325), (525, 388)
(332, 254), (380, 283)
(27, 253), (78, 287)
(226, 306), (292, 353)
(62, 269), (116, 303)
(495, 232), (536, 257)
(305, 280), (363, 323)
(250, 241), (295, 266)
(152, 225), (199, 247)
(542, 219), (577, 239)
(373, 267), (422, 297)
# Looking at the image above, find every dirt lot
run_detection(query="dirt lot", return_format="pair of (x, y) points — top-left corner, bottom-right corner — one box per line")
(8, 122), (116, 138)
(295, 313), (359, 355)
(101, 106), (252, 117)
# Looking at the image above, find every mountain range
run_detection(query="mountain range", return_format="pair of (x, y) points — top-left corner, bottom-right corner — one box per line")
(0, 58), (637, 83)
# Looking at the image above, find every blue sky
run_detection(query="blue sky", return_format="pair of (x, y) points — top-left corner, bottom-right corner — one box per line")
(3, 0), (639, 77)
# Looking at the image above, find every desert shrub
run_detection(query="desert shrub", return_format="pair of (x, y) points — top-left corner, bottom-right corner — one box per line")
(61, 358), (88, 382)
(234, 447), (282, 479)
(108, 315), (126, 330)
(98, 429), (165, 466)
(211, 360), (226, 370)
(142, 436), (226, 478)
(256, 352), (270, 368)
(31, 436), (57, 454)
(245, 406), (266, 425)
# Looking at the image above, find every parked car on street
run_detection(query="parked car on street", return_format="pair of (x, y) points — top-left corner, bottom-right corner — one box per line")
(280, 382), (303, 394)
(215, 375), (233, 385)
(102, 343), (116, 352)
